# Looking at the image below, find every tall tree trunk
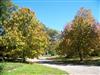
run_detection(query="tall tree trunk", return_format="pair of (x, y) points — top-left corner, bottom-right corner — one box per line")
(77, 46), (83, 62)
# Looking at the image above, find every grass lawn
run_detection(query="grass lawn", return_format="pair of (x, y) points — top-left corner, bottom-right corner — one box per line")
(0, 62), (67, 75)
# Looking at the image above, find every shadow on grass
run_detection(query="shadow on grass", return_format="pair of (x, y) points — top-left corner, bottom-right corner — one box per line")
(39, 58), (100, 66)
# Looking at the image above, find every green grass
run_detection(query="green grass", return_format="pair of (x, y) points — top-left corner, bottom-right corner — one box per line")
(0, 62), (67, 75)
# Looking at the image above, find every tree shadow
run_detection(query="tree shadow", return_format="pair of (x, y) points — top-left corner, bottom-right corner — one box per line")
(39, 58), (100, 66)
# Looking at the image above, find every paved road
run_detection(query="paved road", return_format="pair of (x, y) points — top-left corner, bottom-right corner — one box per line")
(27, 58), (100, 75)
(42, 63), (100, 75)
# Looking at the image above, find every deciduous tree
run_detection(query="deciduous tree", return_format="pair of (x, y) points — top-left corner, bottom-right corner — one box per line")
(57, 8), (99, 61)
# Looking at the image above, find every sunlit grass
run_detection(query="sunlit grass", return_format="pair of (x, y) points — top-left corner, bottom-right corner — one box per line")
(0, 62), (68, 75)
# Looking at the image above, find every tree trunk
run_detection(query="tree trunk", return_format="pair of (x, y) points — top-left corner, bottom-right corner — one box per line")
(78, 51), (83, 62)
(78, 47), (83, 62)
(22, 50), (25, 63)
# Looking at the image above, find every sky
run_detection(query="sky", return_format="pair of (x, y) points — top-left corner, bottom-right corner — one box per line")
(12, 0), (100, 31)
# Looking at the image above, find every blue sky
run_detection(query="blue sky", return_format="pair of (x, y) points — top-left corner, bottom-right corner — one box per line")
(12, 0), (99, 31)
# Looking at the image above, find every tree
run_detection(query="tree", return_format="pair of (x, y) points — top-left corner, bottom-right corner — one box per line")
(57, 8), (99, 61)
(45, 27), (60, 56)
(3, 8), (48, 62)
(0, 0), (17, 60)
(94, 23), (100, 56)
(0, 0), (16, 25)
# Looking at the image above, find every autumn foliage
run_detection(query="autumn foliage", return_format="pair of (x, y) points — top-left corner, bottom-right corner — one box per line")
(0, 0), (49, 61)
(57, 8), (100, 61)
(0, 0), (100, 62)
